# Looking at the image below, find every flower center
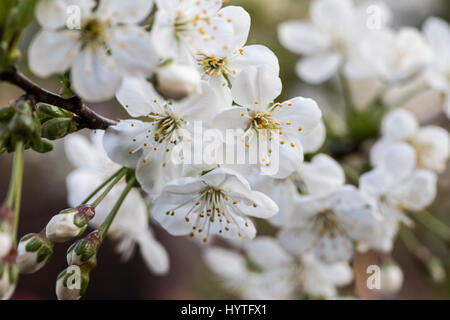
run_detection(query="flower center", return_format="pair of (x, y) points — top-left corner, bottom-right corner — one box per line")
(164, 186), (252, 243)
(313, 209), (343, 238)
(252, 112), (280, 131)
(81, 19), (107, 45)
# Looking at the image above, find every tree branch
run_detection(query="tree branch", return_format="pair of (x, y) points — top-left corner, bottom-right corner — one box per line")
(0, 67), (116, 130)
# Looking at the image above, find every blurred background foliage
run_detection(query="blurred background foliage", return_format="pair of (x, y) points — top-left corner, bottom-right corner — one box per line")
(1, 0), (450, 299)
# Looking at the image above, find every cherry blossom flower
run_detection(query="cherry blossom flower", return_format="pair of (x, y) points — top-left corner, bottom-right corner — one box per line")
(103, 77), (222, 194)
(213, 66), (322, 179)
(278, 0), (391, 84)
(29, 0), (158, 102)
(279, 185), (378, 263)
(152, 167), (278, 242)
(422, 17), (450, 118)
(360, 142), (437, 252)
(371, 109), (450, 173)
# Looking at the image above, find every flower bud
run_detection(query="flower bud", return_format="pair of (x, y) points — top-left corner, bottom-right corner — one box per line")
(41, 117), (76, 141)
(0, 207), (14, 259)
(0, 250), (19, 300)
(157, 63), (201, 100)
(66, 231), (101, 269)
(380, 261), (404, 297)
(7, 100), (36, 141)
(46, 205), (95, 243)
(56, 265), (90, 300)
(17, 232), (54, 274)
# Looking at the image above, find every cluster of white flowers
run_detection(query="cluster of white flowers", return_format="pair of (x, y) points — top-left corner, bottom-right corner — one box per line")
(201, 0), (450, 299)
(9, 0), (447, 300)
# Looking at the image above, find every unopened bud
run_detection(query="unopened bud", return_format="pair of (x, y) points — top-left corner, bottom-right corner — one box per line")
(157, 63), (201, 100)
(380, 261), (404, 297)
(8, 100), (36, 140)
(17, 232), (54, 274)
(0, 207), (14, 259)
(0, 249), (19, 300)
(46, 205), (95, 243)
(66, 231), (101, 268)
(427, 257), (446, 284)
(56, 265), (90, 300)
(41, 117), (76, 140)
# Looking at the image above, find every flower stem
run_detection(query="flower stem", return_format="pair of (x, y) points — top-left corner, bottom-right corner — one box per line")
(91, 168), (128, 209)
(98, 175), (136, 240)
(11, 141), (24, 240)
(399, 226), (432, 263)
(411, 210), (450, 242)
(81, 167), (127, 205)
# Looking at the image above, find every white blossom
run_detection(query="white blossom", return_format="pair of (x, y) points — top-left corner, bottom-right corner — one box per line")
(279, 185), (378, 263)
(213, 65), (322, 179)
(278, 0), (391, 83)
(103, 77), (221, 194)
(29, 0), (158, 102)
(360, 142), (437, 252)
(423, 17), (450, 118)
(152, 167), (278, 242)
(371, 109), (450, 173)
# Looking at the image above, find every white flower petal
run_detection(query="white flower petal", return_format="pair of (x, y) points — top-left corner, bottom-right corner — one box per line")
(103, 120), (149, 168)
(299, 120), (326, 154)
(381, 109), (418, 141)
(275, 96), (322, 134)
(28, 30), (79, 77)
(231, 66), (282, 109)
(299, 154), (345, 195)
(228, 45), (280, 77)
(116, 77), (163, 117)
(245, 237), (293, 271)
(278, 228), (316, 257)
(332, 186), (377, 243)
(415, 126), (450, 173)
(97, 0), (153, 24)
(108, 25), (159, 77)
(71, 47), (122, 102)
(393, 170), (437, 211)
(66, 170), (103, 207)
(278, 21), (330, 55)
(36, 0), (95, 29)
(423, 17), (450, 57)
(296, 52), (342, 84)
(218, 6), (250, 49)
(138, 231), (170, 275)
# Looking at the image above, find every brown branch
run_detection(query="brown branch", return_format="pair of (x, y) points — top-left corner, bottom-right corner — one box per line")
(0, 67), (116, 130)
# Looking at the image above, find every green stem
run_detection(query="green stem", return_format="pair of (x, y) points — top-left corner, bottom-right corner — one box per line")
(12, 141), (24, 240)
(81, 167), (127, 205)
(411, 210), (450, 242)
(98, 175), (136, 240)
(400, 226), (432, 263)
(339, 72), (354, 114)
(91, 168), (127, 208)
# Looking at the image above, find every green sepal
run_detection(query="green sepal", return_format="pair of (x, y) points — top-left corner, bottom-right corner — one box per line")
(36, 103), (73, 122)
(25, 236), (43, 253)
(125, 169), (141, 188)
(41, 117), (77, 140)
(36, 245), (53, 264)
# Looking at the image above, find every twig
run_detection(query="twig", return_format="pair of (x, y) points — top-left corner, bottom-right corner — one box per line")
(0, 67), (116, 130)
